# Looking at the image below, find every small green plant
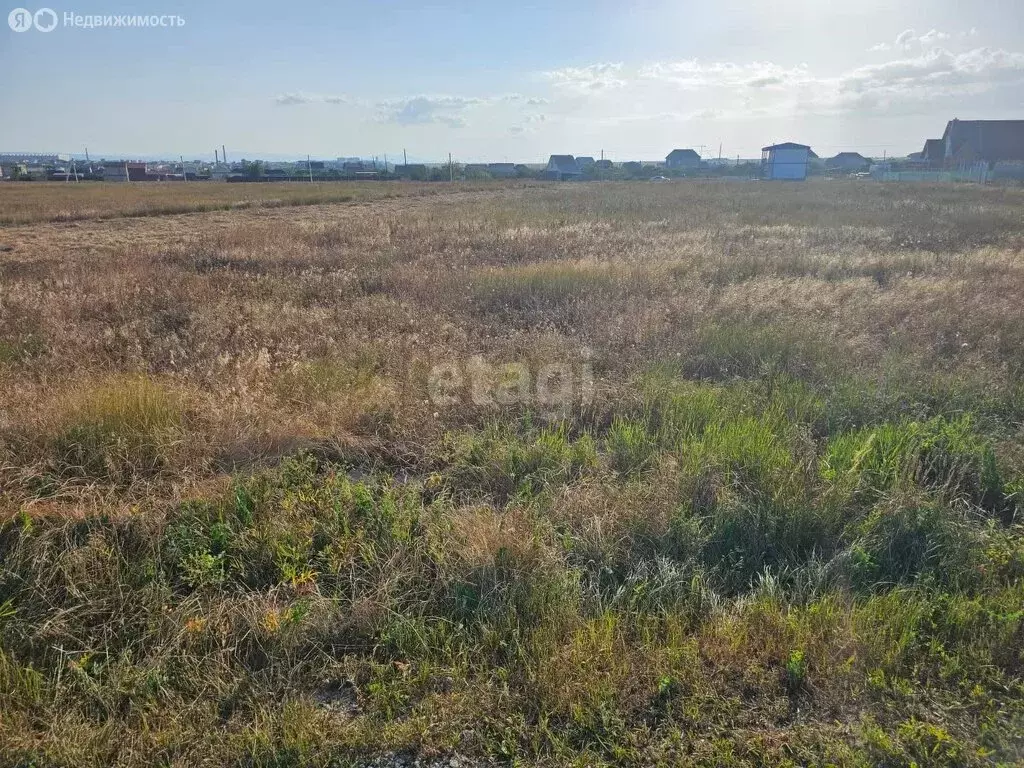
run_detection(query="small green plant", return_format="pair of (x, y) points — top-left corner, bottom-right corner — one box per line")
(605, 417), (658, 475)
(785, 648), (807, 694)
(180, 550), (226, 589)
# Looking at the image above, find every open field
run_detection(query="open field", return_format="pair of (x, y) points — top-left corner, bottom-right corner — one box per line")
(0, 181), (513, 226)
(1, 180), (1023, 766)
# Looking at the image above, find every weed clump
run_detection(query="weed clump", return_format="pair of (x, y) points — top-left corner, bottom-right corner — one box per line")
(43, 376), (187, 485)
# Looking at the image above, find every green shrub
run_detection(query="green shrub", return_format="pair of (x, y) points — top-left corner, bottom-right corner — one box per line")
(442, 422), (598, 502)
(822, 416), (1006, 514)
(604, 417), (658, 475)
(683, 321), (835, 382)
(849, 497), (981, 589)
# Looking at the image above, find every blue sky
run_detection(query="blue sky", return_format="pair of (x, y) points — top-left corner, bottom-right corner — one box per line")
(2, 0), (1023, 161)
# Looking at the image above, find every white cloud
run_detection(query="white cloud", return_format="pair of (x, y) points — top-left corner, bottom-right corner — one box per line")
(543, 42), (1024, 124)
(895, 29), (918, 49)
(377, 95), (482, 126)
(543, 62), (626, 92)
(873, 28), (952, 53)
(639, 60), (813, 90)
(508, 112), (547, 135)
(376, 92), (552, 128)
(837, 46), (1024, 100)
(919, 29), (951, 46)
(275, 92), (348, 106)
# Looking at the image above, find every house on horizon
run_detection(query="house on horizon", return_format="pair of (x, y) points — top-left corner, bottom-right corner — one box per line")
(575, 156), (596, 168)
(761, 142), (813, 180)
(938, 119), (1024, 167)
(665, 148), (701, 170)
(919, 138), (946, 167)
(487, 162), (517, 178)
(393, 163), (428, 179)
(544, 155), (582, 180)
(825, 152), (870, 172)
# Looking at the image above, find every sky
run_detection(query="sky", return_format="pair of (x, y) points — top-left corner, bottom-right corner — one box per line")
(2, 0), (1023, 162)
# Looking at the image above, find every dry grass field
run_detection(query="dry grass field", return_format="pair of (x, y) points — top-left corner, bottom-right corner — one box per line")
(1, 179), (1023, 766)
(0, 180), (509, 226)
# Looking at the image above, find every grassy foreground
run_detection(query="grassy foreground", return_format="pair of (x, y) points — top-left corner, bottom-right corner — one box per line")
(1, 180), (1023, 766)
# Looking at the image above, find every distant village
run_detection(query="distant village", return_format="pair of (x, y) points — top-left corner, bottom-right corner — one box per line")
(2, 119), (1022, 184)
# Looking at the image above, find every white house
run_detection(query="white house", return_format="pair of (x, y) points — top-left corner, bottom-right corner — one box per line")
(761, 142), (813, 180)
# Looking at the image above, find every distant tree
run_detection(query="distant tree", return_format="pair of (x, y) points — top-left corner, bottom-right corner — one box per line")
(240, 159), (264, 179)
(621, 161), (644, 178)
(428, 164), (460, 181)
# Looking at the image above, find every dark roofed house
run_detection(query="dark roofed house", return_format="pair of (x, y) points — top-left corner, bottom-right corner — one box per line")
(487, 162), (517, 178)
(393, 163), (428, 179)
(544, 154), (582, 180)
(463, 163), (489, 178)
(665, 148), (701, 169)
(941, 119), (1024, 166)
(921, 139), (945, 167)
(825, 152), (870, 171)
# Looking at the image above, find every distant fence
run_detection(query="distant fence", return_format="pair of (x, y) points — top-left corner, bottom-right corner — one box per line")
(876, 163), (989, 184)
(992, 163), (1024, 182)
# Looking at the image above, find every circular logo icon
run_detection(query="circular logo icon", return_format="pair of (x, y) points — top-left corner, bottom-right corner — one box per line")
(34, 7), (58, 32)
(8, 7), (34, 31)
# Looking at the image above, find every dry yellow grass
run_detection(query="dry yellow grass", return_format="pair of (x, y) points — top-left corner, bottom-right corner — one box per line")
(2, 180), (1022, 495)
(0, 179), (528, 225)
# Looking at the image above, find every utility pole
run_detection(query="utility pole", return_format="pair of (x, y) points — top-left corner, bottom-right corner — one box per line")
(384, 153), (388, 174)
(307, 154), (314, 183)
(181, 155), (188, 182)
(222, 145), (227, 165)
(215, 149), (219, 165)
(449, 152), (453, 182)
(403, 148), (407, 167)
